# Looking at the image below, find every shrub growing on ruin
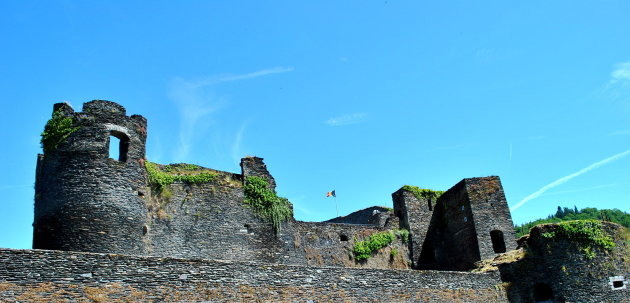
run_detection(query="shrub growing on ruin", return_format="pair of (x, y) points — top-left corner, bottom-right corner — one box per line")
(353, 229), (410, 261)
(40, 108), (80, 154)
(243, 176), (292, 234)
(353, 231), (395, 261)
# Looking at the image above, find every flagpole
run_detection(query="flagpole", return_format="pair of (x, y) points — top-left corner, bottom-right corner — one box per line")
(335, 195), (339, 217)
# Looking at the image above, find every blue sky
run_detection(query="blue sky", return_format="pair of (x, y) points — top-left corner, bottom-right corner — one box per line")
(1, 1), (629, 249)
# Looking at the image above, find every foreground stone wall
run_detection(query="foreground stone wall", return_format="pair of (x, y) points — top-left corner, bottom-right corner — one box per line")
(498, 222), (629, 303)
(0, 248), (508, 303)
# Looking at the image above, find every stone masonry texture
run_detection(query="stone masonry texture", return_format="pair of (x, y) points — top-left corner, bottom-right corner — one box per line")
(498, 222), (629, 303)
(0, 248), (509, 303)
(18, 100), (628, 302)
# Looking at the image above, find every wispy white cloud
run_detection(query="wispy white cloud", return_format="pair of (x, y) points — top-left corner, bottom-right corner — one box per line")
(325, 113), (367, 126)
(601, 61), (630, 100)
(146, 135), (164, 164)
(190, 66), (294, 88)
(168, 78), (222, 161)
(543, 183), (618, 196)
(434, 143), (472, 151)
(231, 123), (247, 164)
(610, 61), (630, 85)
(168, 67), (294, 161)
(511, 148), (630, 211)
(293, 204), (314, 216)
(289, 195), (316, 216)
(609, 129), (630, 136)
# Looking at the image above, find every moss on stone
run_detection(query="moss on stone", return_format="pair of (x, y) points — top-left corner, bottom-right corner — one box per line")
(540, 220), (615, 259)
(145, 161), (217, 192)
(401, 185), (444, 202)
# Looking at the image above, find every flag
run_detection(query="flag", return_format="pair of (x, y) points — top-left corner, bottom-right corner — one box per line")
(326, 190), (336, 197)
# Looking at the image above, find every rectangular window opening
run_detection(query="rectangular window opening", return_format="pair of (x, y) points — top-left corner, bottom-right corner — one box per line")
(109, 135), (121, 160)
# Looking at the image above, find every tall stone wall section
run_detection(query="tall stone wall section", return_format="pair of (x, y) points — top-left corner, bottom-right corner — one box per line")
(429, 180), (480, 271)
(34, 101), (148, 255)
(464, 177), (516, 260)
(392, 189), (434, 268)
(0, 248), (509, 303)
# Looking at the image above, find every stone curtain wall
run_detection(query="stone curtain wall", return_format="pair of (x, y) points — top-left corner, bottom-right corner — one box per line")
(145, 180), (287, 263)
(325, 206), (393, 225)
(284, 221), (412, 269)
(0, 248), (509, 303)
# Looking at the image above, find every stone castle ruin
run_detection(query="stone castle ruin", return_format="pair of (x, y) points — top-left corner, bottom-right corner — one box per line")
(0, 100), (627, 302)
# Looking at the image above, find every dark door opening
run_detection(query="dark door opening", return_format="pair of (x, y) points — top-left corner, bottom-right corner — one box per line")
(418, 239), (436, 267)
(490, 230), (506, 253)
(532, 283), (554, 302)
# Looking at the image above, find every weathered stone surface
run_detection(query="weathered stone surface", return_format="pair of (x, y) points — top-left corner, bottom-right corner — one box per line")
(326, 206), (393, 225)
(283, 221), (411, 269)
(396, 177), (517, 271)
(34, 100), (148, 255)
(0, 248), (509, 302)
(24, 100), (628, 302)
(498, 222), (630, 303)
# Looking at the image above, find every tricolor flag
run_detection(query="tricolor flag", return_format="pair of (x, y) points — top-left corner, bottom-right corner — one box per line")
(326, 190), (336, 197)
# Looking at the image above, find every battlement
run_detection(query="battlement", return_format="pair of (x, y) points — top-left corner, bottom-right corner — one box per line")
(83, 99), (127, 116)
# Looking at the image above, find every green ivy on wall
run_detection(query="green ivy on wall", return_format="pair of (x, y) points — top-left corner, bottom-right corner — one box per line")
(243, 176), (292, 234)
(40, 108), (80, 154)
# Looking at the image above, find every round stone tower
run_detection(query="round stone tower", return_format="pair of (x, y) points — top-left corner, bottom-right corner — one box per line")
(33, 100), (148, 255)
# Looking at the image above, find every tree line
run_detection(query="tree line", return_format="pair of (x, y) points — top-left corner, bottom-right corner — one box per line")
(514, 206), (630, 238)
